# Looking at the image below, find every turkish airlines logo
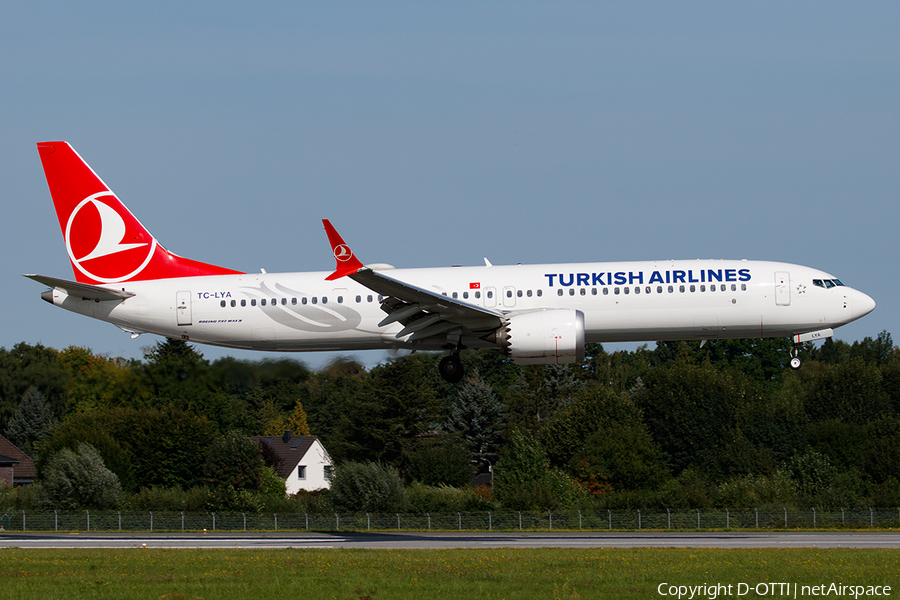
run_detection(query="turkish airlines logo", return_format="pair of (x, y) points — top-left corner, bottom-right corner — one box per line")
(333, 244), (354, 263)
(65, 192), (158, 283)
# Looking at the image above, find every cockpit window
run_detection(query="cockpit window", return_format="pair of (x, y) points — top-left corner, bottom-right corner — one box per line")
(813, 278), (843, 289)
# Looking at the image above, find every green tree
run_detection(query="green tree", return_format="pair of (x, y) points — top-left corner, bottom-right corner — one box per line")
(636, 359), (751, 477)
(444, 370), (505, 465)
(0, 343), (68, 430)
(327, 358), (438, 467)
(41, 442), (121, 509)
(203, 430), (264, 491)
(404, 435), (472, 487)
(5, 386), (57, 455)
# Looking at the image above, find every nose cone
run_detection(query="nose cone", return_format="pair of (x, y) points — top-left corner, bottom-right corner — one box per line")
(852, 289), (876, 321)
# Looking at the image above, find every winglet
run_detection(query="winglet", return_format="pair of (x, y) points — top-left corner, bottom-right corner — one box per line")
(323, 219), (365, 281)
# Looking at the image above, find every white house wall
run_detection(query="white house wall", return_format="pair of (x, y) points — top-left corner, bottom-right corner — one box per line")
(285, 439), (333, 495)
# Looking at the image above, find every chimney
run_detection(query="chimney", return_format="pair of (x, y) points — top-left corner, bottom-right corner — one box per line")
(282, 430), (292, 444)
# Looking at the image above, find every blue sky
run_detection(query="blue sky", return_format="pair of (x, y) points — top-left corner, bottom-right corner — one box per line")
(2, 2), (898, 368)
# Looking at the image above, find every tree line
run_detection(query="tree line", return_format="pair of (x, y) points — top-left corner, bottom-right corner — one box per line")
(1, 331), (899, 513)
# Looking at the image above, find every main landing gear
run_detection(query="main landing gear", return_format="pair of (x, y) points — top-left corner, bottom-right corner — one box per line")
(439, 353), (464, 384)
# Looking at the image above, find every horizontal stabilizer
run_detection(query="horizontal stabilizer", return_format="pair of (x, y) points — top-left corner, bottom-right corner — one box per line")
(24, 274), (135, 301)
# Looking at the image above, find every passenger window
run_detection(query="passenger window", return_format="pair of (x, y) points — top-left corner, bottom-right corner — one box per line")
(536, 290), (542, 297)
(311, 297), (317, 304)
(517, 290), (523, 297)
(337, 296), (343, 304)
(558, 289), (564, 296)
(322, 297), (328, 304)
(569, 289), (575, 296)
(292, 298), (298, 305)
(302, 297), (308, 305)
(378, 295), (384, 302)
(368, 295), (373, 302)
(731, 284), (736, 292)
(635, 287), (640, 294)
(645, 287), (651, 294)
(720, 285), (726, 292)
(591, 288), (597, 296)
(690, 285), (696, 293)
(251, 299), (257, 306)
(624, 287), (630, 295)
(355, 295), (361, 303)
(580, 288), (586, 296)
(452, 292), (458, 299)
(475, 291), (481, 299)
(700, 285), (706, 292)
(261, 299), (267, 306)
(614, 287), (620, 295)
(463, 291), (469, 299)
(679, 285), (685, 293)
(603, 288), (609, 295)
(281, 298), (287, 305)
(220, 300), (226, 307)
(741, 284), (747, 291)
(668, 286), (674, 293)
(657, 286), (662, 294)
(241, 299), (246, 307)
(487, 291), (493, 299)
(527, 290), (532, 297)
(506, 290), (512, 298)
(230, 300), (236, 307)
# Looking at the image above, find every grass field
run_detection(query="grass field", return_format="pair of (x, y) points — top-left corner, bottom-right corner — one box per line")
(0, 548), (896, 599)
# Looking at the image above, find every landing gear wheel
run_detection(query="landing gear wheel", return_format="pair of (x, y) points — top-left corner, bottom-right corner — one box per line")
(790, 356), (802, 370)
(439, 354), (464, 383)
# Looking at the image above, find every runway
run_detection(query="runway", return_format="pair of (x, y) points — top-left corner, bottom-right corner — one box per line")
(2, 531), (899, 549)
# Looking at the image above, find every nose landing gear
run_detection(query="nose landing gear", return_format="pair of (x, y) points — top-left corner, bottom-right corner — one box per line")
(789, 344), (802, 370)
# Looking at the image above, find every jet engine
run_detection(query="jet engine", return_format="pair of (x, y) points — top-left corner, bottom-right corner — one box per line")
(494, 309), (585, 364)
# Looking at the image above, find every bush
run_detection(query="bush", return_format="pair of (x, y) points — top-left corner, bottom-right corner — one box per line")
(330, 461), (405, 512)
(404, 482), (497, 512)
(494, 429), (588, 510)
(127, 486), (211, 512)
(716, 470), (798, 509)
(41, 443), (121, 509)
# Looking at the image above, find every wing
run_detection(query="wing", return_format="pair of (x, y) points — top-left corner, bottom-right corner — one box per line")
(322, 220), (502, 348)
(25, 274), (135, 301)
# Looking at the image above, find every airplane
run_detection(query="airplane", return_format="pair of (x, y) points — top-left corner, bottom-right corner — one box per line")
(27, 141), (876, 383)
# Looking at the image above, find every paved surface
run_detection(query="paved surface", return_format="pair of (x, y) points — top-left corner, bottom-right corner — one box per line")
(1, 531), (899, 549)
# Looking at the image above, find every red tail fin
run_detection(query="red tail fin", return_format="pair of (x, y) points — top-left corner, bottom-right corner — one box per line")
(37, 142), (243, 284)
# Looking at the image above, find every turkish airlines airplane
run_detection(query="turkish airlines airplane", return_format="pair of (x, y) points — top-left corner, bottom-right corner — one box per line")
(28, 142), (876, 382)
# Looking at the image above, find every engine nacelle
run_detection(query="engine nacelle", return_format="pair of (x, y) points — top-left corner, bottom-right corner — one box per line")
(495, 309), (585, 365)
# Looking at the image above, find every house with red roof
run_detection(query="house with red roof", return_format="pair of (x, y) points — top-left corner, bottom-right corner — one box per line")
(0, 434), (36, 487)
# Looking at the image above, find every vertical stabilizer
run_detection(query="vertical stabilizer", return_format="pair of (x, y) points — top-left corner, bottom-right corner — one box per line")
(37, 142), (242, 283)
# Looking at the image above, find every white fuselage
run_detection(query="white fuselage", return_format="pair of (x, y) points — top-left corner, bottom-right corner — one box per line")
(45, 258), (875, 353)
